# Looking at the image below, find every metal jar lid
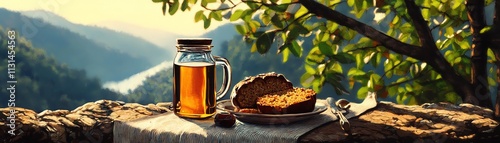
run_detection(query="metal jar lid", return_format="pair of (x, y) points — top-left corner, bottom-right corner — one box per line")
(177, 38), (212, 46)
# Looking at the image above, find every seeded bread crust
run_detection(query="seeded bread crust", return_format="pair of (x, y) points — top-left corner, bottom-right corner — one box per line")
(256, 88), (316, 114)
(230, 72), (293, 111)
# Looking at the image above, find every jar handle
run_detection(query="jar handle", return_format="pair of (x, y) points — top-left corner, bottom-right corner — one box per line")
(214, 56), (231, 101)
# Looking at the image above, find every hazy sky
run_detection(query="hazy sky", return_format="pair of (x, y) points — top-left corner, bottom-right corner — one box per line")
(0, 0), (230, 36)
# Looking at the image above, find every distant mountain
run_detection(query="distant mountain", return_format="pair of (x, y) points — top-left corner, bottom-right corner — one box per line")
(21, 10), (173, 64)
(95, 20), (187, 52)
(200, 23), (239, 55)
(0, 8), (152, 81)
(0, 26), (123, 112)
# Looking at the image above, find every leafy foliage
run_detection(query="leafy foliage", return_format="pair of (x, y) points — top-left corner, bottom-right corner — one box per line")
(156, 0), (498, 105)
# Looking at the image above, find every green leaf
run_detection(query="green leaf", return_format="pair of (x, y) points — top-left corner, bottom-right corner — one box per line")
(230, 10), (244, 21)
(282, 47), (290, 63)
(268, 4), (289, 12)
(286, 27), (300, 42)
(488, 48), (496, 61)
(357, 87), (369, 99)
(348, 68), (366, 76)
(162, 2), (167, 15)
(392, 16), (400, 25)
(260, 11), (272, 25)
(340, 28), (356, 40)
(295, 5), (309, 18)
(395, 61), (411, 76)
(333, 52), (356, 64)
(387, 86), (398, 97)
(312, 76), (324, 92)
(407, 96), (417, 105)
(488, 77), (496, 86)
(396, 93), (406, 104)
(355, 53), (363, 68)
(421, 9), (430, 20)
(210, 11), (223, 21)
(201, 0), (208, 7)
(318, 42), (335, 56)
(306, 47), (326, 64)
(246, 1), (260, 10)
(371, 52), (382, 67)
(304, 64), (316, 74)
(255, 31), (277, 54)
(203, 15), (211, 29)
(300, 72), (314, 87)
(328, 22), (339, 33)
(247, 20), (261, 33)
(342, 44), (356, 52)
(181, 0), (189, 11)
(325, 72), (349, 95)
(250, 42), (258, 53)
(188, 0), (197, 4)
(452, 0), (463, 9)
(292, 23), (310, 35)
(445, 27), (454, 37)
(328, 62), (343, 73)
(347, 0), (355, 6)
(235, 24), (247, 35)
(194, 10), (204, 22)
(369, 73), (382, 88)
(152, 0), (164, 3)
(168, 0), (179, 15)
(399, 23), (414, 34)
(480, 26), (491, 34)
(289, 41), (302, 57)
(271, 14), (284, 28)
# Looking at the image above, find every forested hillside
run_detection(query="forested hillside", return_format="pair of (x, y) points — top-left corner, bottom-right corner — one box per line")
(0, 8), (152, 81)
(21, 10), (173, 64)
(0, 27), (123, 112)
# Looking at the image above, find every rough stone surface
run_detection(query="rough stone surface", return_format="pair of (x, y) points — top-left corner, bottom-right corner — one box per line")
(0, 100), (171, 143)
(299, 101), (500, 143)
(1, 100), (498, 143)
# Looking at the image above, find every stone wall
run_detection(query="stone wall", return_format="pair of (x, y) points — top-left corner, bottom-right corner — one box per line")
(0, 100), (171, 143)
(1, 100), (499, 143)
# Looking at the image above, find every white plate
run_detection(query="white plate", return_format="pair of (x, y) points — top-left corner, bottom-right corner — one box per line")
(216, 99), (327, 125)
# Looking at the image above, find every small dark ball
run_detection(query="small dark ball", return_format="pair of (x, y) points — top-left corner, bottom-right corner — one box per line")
(214, 112), (236, 128)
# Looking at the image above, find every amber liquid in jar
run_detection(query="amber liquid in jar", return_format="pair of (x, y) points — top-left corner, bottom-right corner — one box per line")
(173, 62), (216, 118)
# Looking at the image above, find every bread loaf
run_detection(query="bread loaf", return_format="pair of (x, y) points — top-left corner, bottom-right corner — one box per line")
(230, 72), (316, 114)
(257, 87), (316, 114)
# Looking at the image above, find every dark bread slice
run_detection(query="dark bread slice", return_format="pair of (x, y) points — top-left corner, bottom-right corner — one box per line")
(230, 72), (293, 111)
(256, 88), (316, 114)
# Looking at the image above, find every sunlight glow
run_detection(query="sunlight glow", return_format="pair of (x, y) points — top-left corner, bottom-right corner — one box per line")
(0, 0), (229, 36)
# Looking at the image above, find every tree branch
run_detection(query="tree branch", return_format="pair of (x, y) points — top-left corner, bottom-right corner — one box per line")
(297, 0), (426, 61)
(386, 70), (429, 88)
(403, 0), (437, 51)
(403, 0), (480, 104)
(283, 13), (312, 31)
(297, 0), (481, 106)
(466, 0), (492, 108)
(493, 0), (500, 120)
(343, 45), (379, 53)
(380, 60), (405, 79)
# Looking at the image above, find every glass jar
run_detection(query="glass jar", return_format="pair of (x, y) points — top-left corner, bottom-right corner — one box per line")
(173, 38), (231, 119)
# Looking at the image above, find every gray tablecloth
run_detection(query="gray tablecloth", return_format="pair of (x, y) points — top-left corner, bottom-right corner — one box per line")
(114, 95), (377, 143)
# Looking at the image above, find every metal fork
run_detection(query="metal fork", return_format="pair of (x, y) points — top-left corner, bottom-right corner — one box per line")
(326, 97), (351, 134)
